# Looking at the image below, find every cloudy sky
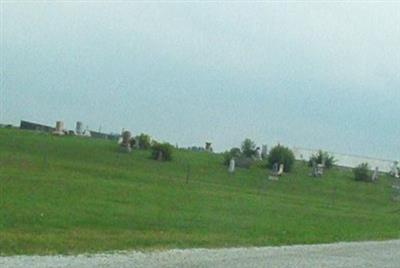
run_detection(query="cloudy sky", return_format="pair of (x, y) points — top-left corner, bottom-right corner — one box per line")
(2, 2), (400, 159)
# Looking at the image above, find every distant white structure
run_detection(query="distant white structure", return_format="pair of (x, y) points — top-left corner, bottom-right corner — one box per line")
(293, 146), (395, 173)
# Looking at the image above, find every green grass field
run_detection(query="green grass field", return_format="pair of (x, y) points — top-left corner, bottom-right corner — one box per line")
(0, 128), (399, 255)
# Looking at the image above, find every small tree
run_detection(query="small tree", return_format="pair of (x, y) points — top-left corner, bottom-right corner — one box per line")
(241, 138), (256, 158)
(267, 145), (295, 172)
(137, 133), (151, 149)
(151, 142), (173, 161)
(308, 150), (336, 169)
(353, 163), (371, 182)
(223, 147), (241, 166)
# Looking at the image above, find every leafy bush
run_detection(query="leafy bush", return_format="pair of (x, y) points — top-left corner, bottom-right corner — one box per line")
(241, 138), (256, 158)
(308, 150), (336, 169)
(137, 133), (151, 149)
(353, 163), (371, 182)
(267, 145), (295, 172)
(151, 142), (173, 161)
(223, 147), (242, 166)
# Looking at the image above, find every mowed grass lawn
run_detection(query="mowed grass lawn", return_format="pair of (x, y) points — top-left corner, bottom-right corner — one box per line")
(0, 128), (399, 255)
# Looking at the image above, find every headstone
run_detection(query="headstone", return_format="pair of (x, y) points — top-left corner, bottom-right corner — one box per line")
(372, 166), (379, 181)
(76, 121), (83, 135)
(255, 147), (262, 161)
(272, 162), (279, 173)
(205, 142), (213, 152)
(278, 164), (284, 175)
(83, 127), (91, 137)
(120, 131), (132, 152)
(53, 121), (65, 136)
(261, 145), (268, 159)
(268, 175), (279, 181)
(157, 150), (163, 161)
(391, 161), (400, 178)
(392, 181), (400, 201)
(311, 160), (317, 177)
(135, 137), (140, 149)
(228, 158), (235, 173)
(316, 164), (324, 176)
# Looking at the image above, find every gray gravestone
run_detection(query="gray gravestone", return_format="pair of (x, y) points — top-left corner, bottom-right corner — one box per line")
(392, 161), (400, 178)
(120, 131), (132, 152)
(255, 147), (262, 161)
(261, 145), (268, 158)
(372, 167), (379, 181)
(75, 121), (83, 135)
(53, 121), (65, 136)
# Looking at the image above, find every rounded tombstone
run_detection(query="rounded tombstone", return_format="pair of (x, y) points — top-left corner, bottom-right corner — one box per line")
(120, 131), (132, 152)
(53, 121), (65, 136)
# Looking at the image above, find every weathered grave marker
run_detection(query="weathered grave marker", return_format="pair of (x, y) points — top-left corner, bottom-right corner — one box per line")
(228, 158), (235, 173)
(261, 145), (268, 159)
(120, 130), (132, 152)
(53, 121), (65, 136)
(372, 167), (379, 181)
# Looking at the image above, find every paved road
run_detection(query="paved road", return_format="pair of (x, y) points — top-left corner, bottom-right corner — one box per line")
(1, 240), (400, 268)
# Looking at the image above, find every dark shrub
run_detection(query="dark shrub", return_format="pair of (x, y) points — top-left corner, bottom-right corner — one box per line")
(137, 133), (151, 149)
(129, 138), (136, 148)
(267, 145), (295, 172)
(241, 138), (256, 158)
(353, 163), (371, 182)
(308, 150), (336, 169)
(151, 142), (173, 161)
(223, 147), (242, 166)
(236, 156), (254, 169)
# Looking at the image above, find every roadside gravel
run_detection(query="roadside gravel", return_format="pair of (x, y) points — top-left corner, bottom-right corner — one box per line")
(1, 240), (400, 268)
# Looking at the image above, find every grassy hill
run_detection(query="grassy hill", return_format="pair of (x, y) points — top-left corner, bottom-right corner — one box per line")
(0, 128), (399, 255)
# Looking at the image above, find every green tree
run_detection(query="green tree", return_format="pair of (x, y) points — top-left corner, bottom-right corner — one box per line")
(353, 163), (371, 182)
(241, 138), (256, 158)
(223, 147), (241, 166)
(308, 150), (336, 169)
(151, 142), (173, 161)
(267, 144), (295, 172)
(137, 133), (151, 150)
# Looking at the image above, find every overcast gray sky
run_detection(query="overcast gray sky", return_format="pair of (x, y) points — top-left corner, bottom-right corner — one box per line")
(1, 1), (400, 159)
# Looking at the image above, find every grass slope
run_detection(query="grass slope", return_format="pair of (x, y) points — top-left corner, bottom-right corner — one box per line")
(0, 128), (399, 255)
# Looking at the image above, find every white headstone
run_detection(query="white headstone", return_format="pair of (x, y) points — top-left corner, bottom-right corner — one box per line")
(391, 161), (399, 178)
(228, 159), (235, 173)
(120, 131), (132, 152)
(316, 164), (324, 176)
(261, 145), (268, 158)
(205, 142), (213, 152)
(255, 148), (262, 161)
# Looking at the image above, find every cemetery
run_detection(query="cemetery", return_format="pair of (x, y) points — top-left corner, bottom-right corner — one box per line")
(0, 127), (400, 255)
